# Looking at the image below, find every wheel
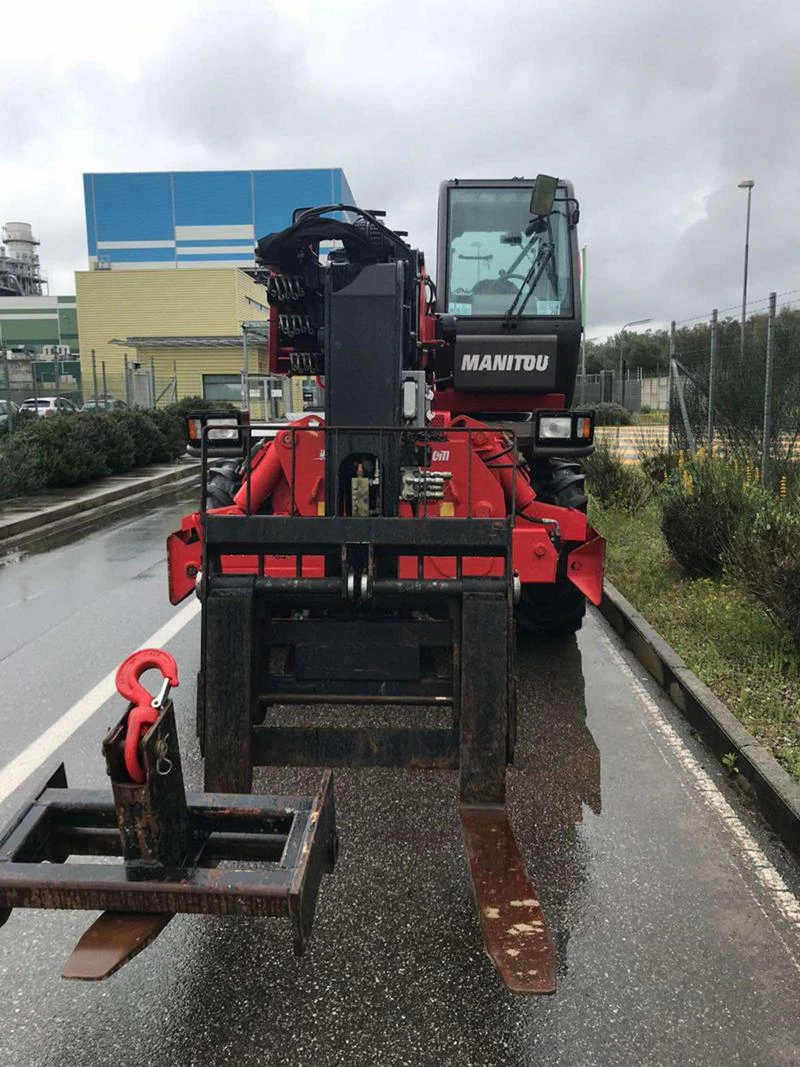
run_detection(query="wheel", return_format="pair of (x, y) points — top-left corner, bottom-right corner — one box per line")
(205, 460), (241, 509)
(515, 458), (587, 639)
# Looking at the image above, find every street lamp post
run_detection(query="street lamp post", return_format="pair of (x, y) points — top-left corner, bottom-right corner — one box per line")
(738, 180), (754, 358)
(618, 317), (652, 407)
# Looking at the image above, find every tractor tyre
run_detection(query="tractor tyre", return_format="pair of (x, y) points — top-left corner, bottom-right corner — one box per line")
(205, 460), (241, 510)
(515, 458), (587, 640)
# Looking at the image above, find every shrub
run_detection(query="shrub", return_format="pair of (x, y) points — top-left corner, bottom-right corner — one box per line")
(639, 404), (652, 415)
(0, 408), (185, 499)
(163, 395), (236, 417)
(660, 455), (756, 578)
(593, 402), (634, 426)
(15, 416), (106, 489)
(584, 441), (651, 512)
(639, 445), (680, 486)
(74, 413), (136, 475)
(2, 409), (38, 435)
(0, 431), (45, 497)
(117, 410), (158, 466)
(143, 409), (186, 463)
(727, 494), (800, 648)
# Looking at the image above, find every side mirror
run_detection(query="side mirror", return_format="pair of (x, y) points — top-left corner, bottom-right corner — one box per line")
(529, 174), (559, 216)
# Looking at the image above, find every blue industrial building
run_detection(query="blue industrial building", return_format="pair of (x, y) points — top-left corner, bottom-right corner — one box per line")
(83, 169), (356, 270)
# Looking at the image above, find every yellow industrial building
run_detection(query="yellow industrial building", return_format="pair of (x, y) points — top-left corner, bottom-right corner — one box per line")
(75, 268), (261, 405)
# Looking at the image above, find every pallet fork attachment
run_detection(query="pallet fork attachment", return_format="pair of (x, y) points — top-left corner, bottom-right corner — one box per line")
(0, 651), (337, 980)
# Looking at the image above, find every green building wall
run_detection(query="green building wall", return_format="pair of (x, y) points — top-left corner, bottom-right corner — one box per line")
(0, 296), (79, 354)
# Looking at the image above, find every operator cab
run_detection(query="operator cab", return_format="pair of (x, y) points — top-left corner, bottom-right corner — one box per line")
(434, 176), (583, 411)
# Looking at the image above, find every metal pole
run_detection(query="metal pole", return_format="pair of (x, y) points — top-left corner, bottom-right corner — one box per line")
(92, 349), (99, 406)
(150, 356), (156, 410)
(618, 317), (652, 407)
(102, 361), (108, 405)
(32, 357), (38, 409)
(760, 291), (777, 484)
(54, 357), (60, 411)
(173, 359), (178, 404)
(739, 180), (754, 358)
(668, 321), (676, 450)
(579, 245), (587, 404)
(707, 309), (718, 452)
(1, 349), (12, 432)
(241, 324), (249, 411)
(123, 353), (130, 408)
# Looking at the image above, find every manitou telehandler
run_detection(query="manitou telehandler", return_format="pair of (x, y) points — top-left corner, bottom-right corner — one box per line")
(0, 175), (603, 993)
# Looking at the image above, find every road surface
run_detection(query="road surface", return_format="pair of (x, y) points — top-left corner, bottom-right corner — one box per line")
(0, 496), (798, 1066)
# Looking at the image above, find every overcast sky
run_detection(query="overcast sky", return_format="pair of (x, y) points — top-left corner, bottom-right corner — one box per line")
(4, 0), (799, 336)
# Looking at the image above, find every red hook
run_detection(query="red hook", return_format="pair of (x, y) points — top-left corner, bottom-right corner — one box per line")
(115, 649), (180, 784)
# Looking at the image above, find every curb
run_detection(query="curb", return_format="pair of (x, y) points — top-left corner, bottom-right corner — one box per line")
(598, 580), (800, 859)
(0, 465), (200, 552)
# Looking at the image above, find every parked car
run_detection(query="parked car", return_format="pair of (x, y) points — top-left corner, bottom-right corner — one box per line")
(19, 396), (79, 417)
(81, 397), (129, 412)
(0, 399), (19, 429)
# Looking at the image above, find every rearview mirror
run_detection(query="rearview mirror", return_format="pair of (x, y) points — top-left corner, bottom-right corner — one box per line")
(530, 174), (559, 216)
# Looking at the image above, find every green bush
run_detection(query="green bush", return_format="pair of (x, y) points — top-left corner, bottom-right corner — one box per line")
(0, 431), (46, 497)
(15, 416), (106, 489)
(115, 410), (158, 466)
(639, 445), (680, 486)
(2, 409), (38, 435)
(163, 395), (236, 417)
(585, 441), (651, 512)
(727, 494), (800, 648)
(660, 455), (756, 578)
(0, 408), (186, 500)
(593, 402), (634, 426)
(143, 409), (186, 463)
(74, 413), (136, 475)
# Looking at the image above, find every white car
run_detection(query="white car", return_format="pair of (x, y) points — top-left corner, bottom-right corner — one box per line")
(20, 396), (79, 417)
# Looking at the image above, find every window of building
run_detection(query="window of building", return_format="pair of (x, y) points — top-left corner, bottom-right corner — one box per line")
(202, 374), (242, 403)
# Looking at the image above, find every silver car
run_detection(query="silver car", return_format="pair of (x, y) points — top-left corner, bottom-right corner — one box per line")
(19, 396), (79, 417)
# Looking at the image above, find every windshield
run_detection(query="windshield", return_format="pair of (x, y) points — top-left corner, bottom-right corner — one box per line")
(445, 186), (573, 317)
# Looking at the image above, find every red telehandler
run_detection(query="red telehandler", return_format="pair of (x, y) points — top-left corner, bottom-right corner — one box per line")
(0, 175), (603, 993)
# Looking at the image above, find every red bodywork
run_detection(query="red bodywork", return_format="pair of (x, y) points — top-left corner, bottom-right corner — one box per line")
(168, 413), (604, 608)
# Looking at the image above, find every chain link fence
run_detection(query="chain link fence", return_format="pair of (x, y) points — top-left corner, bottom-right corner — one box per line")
(667, 291), (800, 485)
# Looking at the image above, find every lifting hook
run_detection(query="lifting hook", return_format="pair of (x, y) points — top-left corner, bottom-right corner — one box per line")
(115, 649), (180, 783)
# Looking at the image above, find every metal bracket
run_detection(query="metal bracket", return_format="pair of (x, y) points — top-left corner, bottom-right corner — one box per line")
(0, 702), (337, 980)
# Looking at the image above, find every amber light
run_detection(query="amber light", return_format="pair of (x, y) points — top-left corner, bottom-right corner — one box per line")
(575, 416), (592, 439)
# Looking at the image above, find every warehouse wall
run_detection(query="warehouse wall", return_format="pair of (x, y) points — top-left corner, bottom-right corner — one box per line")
(76, 268), (267, 401)
(0, 296), (78, 353)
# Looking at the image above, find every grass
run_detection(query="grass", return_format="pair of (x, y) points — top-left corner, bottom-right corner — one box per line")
(633, 411), (669, 426)
(591, 500), (800, 781)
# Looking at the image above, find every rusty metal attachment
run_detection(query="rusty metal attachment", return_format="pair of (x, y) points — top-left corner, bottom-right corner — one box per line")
(0, 696), (337, 980)
(460, 806), (556, 994)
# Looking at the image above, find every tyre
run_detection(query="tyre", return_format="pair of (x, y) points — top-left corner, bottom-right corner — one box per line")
(205, 460), (241, 509)
(515, 458), (587, 639)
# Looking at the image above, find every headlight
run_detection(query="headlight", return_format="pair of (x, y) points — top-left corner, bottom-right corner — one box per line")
(207, 419), (239, 441)
(538, 416), (572, 439)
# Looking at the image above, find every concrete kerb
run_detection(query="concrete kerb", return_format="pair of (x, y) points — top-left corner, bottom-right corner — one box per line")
(599, 580), (800, 859)
(0, 463), (200, 552)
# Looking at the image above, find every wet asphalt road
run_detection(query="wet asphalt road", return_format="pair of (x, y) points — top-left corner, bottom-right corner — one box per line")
(0, 497), (799, 1067)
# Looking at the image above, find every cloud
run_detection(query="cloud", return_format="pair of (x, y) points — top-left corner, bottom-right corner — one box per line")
(3, 0), (798, 334)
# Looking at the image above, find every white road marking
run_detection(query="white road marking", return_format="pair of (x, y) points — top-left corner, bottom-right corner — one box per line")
(0, 599), (201, 805)
(597, 627), (800, 948)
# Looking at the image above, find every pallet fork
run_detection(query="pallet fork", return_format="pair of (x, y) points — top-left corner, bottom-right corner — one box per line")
(182, 422), (558, 993)
(0, 650), (337, 980)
